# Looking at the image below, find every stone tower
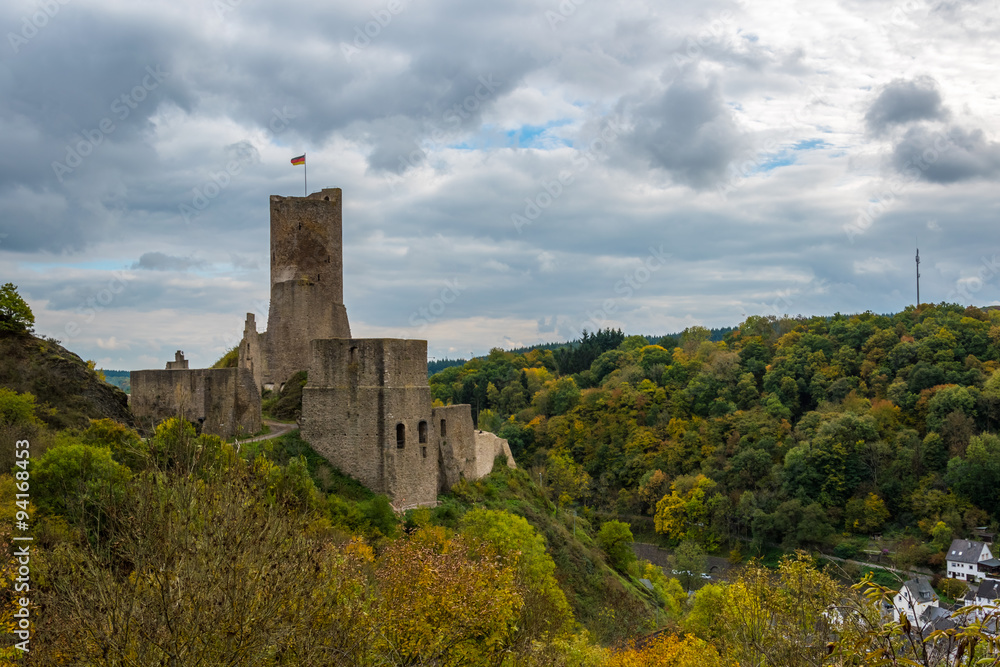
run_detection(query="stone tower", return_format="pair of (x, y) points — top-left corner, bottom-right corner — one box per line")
(261, 188), (351, 389)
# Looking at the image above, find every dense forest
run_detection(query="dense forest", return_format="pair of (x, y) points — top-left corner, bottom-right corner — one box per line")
(5, 294), (1000, 663)
(431, 304), (1000, 566)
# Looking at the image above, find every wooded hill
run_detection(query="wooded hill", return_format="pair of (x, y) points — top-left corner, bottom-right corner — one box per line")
(431, 303), (1000, 566)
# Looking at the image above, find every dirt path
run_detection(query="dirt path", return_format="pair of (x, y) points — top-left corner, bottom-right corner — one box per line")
(237, 420), (298, 445)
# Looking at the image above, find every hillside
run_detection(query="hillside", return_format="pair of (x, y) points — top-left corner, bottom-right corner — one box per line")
(0, 331), (133, 429)
(431, 304), (1000, 568)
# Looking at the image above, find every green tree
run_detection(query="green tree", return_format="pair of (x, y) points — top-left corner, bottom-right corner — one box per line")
(545, 450), (591, 506)
(0, 387), (39, 429)
(946, 433), (1000, 515)
(32, 442), (131, 536)
(80, 418), (148, 471)
(0, 388), (42, 472)
(0, 282), (34, 333)
(930, 520), (953, 552)
(597, 520), (635, 571)
(669, 540), (707, 591)
(477, 408), (502, 433)
(938, 576), (967, 601)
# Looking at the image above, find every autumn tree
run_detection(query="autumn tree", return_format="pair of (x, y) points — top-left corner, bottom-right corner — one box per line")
(718, 553), (844, 667)
(606, 633), (727, 667)
(458, 508), (574, 648)
(371, 528), (523, 664)
(654, 474), (719, 547)
(844, 492), (890, 534)
(32, 463), (373, 665)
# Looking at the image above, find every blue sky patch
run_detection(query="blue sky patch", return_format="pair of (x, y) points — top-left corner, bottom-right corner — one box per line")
(793, 138), (830, 150)
(755, 152), (796, 172)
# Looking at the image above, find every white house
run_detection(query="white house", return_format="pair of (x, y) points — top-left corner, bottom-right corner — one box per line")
(946, 539), (993, 582)
(971, 580), (1000, 612)
(894, 577), (939, 625)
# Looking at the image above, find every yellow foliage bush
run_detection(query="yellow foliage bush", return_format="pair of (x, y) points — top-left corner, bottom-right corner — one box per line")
(606, 633), (730, 667)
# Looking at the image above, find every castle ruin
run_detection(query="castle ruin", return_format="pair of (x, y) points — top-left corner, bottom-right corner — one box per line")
(131, 188), (513, 508)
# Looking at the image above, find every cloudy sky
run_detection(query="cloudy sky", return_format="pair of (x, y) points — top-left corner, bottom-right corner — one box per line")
(2, 0), (999, 370)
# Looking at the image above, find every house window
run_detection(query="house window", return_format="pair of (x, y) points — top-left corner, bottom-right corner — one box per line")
(419, 421), (428, 443)
(396, 423), (405, 448)
(440, 419), (446, 437)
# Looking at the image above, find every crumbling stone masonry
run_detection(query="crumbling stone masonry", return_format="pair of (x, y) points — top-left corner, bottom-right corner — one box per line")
(130, 366), (261, 438)
(432, 404), (516, 493)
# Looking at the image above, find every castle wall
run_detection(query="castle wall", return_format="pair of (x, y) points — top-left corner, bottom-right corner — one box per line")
(130, 367), (261, 439)
(433, 404), (476, 492)
(433, 405), (516, 491)
(473, 430), (517, 477)
(264, 189), (351, 389)
(302, 338), (437, 508)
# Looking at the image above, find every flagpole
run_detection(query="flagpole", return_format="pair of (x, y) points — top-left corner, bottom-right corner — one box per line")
(304, 153), (307, 196)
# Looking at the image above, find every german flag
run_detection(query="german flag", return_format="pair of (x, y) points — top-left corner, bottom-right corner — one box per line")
(291, 154), (305, 166)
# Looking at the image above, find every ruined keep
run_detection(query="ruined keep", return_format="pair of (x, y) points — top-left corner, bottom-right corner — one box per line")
(240, 190), (351, 391)
(132, 187), (513, 508)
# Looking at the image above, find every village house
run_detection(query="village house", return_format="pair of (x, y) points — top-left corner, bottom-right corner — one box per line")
(946, 539), (993, 582)
(893, 577), (938, 625)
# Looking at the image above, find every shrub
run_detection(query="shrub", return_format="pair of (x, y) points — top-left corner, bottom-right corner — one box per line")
(834, 541), (860, 559)
(32, 443), (131, 539)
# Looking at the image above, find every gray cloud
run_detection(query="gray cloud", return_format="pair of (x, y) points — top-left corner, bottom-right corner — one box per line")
(620, 73), (747, 189)
(131, 252), (208, 271)
(892, 125), (1000, 183)
(865, 76), (948, 135)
